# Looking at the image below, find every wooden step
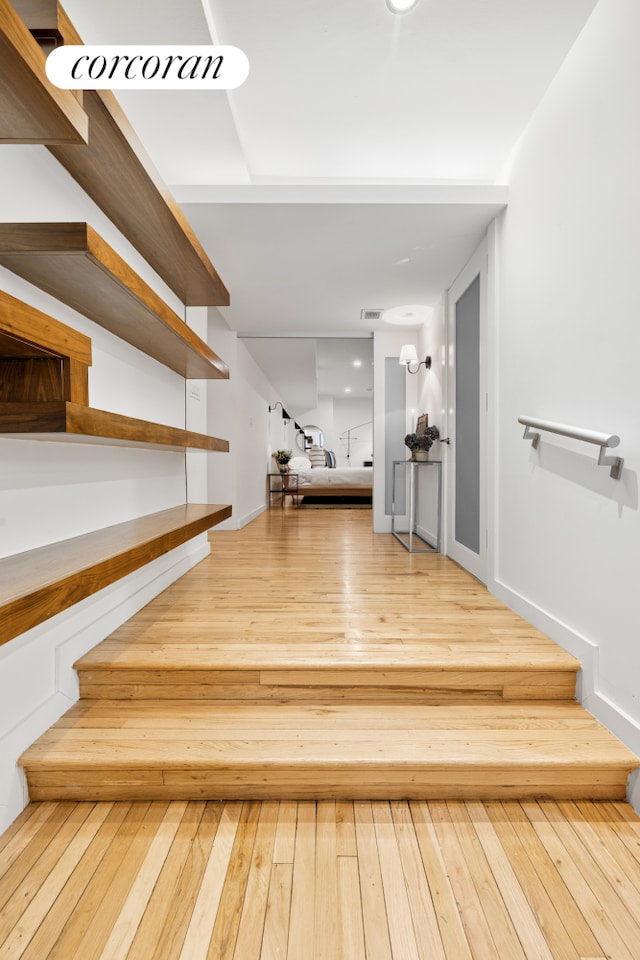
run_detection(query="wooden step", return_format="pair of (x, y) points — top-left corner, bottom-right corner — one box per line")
(75, 641), (580, 702)
(19, 700), (638, 803)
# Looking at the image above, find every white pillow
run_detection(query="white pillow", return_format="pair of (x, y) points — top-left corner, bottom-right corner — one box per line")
(288, 456), (312, 470)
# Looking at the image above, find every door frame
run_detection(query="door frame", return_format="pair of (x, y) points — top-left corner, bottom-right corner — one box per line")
(444, 236), (494, 584)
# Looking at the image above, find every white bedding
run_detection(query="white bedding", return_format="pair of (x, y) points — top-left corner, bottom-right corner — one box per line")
(295, 466), (372, 488)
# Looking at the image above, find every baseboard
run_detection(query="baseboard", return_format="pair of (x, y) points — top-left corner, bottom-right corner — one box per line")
(492, 575), (640, 812)
(213, 502), (267, 531)
(0, 691), (74, 835)
(416, 522), (439, 550)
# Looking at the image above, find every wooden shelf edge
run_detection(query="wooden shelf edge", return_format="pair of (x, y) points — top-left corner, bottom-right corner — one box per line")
(0, 0), (88, 144)
(0, 223), (229, 380)
(0, 503), (232, 646)
(0, 401), (230, 451)
(0, 288), (92, 364)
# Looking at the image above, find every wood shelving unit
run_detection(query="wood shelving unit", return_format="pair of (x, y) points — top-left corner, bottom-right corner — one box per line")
(0, 400), (230, 451)
(0, 0), (88, 144)
(0, 223), (229, 380)
(0, 503), (232, 646)
(0, 7), (234, 651)
(10, 0), (228, 306)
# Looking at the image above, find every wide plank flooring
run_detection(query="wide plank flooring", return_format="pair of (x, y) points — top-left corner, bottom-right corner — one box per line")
(2, 798), (640, 959)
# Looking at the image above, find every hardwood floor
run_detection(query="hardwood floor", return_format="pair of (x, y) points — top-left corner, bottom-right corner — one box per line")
(5, 506), (640, 956)
(2, 798), (640, 959)
(19, 507), (637, 801)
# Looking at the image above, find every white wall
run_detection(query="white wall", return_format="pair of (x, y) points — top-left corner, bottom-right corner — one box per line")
(207, 310), (286, 528)
(371, 312), (445, 543)
(372, 329), (418, 533)
(413, 298), (447, 544)
(0, 146), (222, 831)
(493, 0), (640, 804)
(332, 398), (373, 468)
(297, 396), (334, 452)
(416, 298), (446, 441)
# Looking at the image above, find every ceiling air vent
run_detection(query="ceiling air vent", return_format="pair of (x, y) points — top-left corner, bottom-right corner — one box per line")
(360, 308), (384, 321)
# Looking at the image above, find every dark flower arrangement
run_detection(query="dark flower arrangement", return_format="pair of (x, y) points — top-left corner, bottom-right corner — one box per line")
(404, 426), (440, 452)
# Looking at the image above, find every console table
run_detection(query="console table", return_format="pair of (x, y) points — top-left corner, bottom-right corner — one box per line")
(391, 459), (442, 553)
(268, 472), (299, 509)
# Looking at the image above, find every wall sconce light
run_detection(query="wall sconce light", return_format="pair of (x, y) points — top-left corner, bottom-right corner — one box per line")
(269, 401), (290, 422)
(399, 344), (431, 374)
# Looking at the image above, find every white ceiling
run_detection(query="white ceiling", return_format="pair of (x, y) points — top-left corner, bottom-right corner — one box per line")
(60, 0), (599, 414)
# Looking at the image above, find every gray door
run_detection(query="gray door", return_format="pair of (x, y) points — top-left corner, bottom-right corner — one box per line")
(455, 275), (480, 555)
(446, 246), (486, 582)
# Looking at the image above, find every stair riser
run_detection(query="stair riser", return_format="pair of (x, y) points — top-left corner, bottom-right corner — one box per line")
(24, 766), (631, 803)
(77, 669), (577, 702)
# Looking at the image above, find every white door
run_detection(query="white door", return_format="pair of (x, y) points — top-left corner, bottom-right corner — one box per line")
(445, 244), (487, 582)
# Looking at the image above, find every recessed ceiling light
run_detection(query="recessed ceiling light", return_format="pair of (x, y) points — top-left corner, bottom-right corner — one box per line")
(381, 304), (431, 327)
(353, 359), (362, 368)
(385, 0), (420, 13)
(345, 387), (352, 393)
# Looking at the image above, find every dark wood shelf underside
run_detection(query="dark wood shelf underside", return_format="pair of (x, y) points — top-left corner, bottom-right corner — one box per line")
(0, 223), (229, 380)
(49, 89), (229, 306)
(0, 0), (88, 144)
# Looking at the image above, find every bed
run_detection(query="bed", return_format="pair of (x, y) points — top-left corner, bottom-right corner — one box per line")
(288, 456), (372, 500)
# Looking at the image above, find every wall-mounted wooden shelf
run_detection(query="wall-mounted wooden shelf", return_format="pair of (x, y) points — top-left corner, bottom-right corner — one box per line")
(50, 88), (230, 306)
(0, 400), (230, 451)
(0, 223), (229, 380)
(0, 502), (232, 646)
(0, 0), (88, 144)
(0, 288), (91, 363)
(1, 288), (92, 404)
(10, 0), (228, 306)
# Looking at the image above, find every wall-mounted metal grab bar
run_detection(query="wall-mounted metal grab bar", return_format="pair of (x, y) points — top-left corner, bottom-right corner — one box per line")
(518, 416), (624, 479)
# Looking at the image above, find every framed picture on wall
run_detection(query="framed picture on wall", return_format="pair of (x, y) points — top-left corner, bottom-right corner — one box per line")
(416, 413), (429, 437)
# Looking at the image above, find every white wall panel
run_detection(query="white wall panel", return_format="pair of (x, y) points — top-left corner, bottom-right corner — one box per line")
(493, 0), (640, 794)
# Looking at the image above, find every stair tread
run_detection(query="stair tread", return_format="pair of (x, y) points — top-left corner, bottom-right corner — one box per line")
(20, 701), (638, 769)
(76, 641), (580, 670)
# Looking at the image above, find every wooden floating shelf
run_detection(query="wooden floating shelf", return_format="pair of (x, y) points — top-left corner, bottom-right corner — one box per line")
(0, 223), (229, 380)
(0, 288), (92, 404)
(0, 503), (232, 646)
(50, 88), (230, 306)
(10, 0), (228, 306)
(0, 400), (230, 451)
(0, 0), (88, 144)
(0, 288), (92, 364)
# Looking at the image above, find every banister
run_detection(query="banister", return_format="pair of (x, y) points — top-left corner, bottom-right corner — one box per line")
(518, 416), (624, 479)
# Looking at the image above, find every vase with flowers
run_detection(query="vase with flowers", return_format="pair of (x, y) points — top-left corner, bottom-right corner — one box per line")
(404, 426), (439, 461)
(273, 449), (292, 473)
